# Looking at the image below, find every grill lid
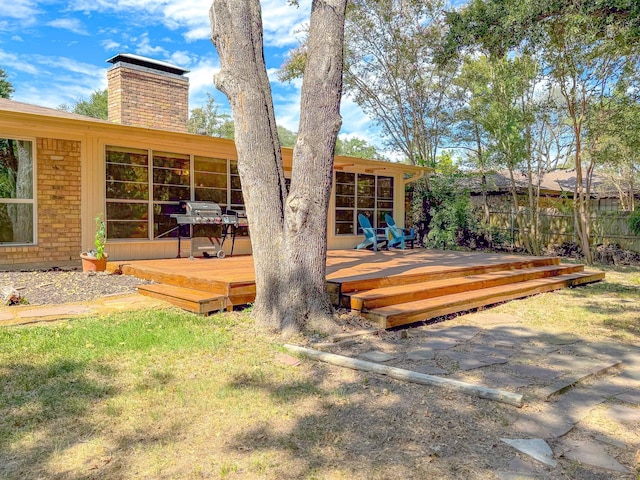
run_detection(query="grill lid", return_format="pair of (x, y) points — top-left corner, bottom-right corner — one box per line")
(183, 201), (222, 216)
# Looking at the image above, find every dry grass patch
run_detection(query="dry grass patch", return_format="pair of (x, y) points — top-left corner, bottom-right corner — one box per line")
(484, 265), (640, 341)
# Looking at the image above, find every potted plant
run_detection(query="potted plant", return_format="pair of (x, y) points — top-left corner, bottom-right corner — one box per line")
(81, 215), (108, 272)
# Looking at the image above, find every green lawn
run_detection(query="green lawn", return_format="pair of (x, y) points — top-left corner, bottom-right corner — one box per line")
(1, 267), (639, 479)
(0, 310), (316, 479)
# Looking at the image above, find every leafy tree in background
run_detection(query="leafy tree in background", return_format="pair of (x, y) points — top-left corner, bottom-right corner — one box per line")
(59, 89), (108, 119)
(343, 0), (456, 167)
(187, 93), (235, 138)
(335, 136), (382, 159)
(460, 55), (541, 254)
(0, 67), (14, 99)
(413, 157), (492, 251)
(444, 0), (640, 263)
(592, 87), (640, 211)
(280, 0), (455, 167)
(277, 126), (297, 148)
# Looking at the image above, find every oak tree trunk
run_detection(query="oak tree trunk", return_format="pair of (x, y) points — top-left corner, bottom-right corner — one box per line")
(210, 0), (347, 335)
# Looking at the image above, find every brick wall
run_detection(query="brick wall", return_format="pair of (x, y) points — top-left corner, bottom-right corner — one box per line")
(107, 65), (189, 132)
(0, 138), (82, 267)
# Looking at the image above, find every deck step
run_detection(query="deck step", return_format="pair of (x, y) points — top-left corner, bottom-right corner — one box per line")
(363, 270), (605, 329)
(333, 257), (561, 294)
(137, 284), (230, 315)
(121, 264), (230, 295)
(348, 264), (585, 311)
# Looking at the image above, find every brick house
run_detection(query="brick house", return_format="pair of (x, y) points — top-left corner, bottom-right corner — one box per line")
(0, 54), (427, 269)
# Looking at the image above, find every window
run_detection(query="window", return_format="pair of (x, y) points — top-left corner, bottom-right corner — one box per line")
(0, 138), (35, 245)
(334, 171), (394, 235)
(106, 146), (247, 240)
(106, 146), (149, 239)
(152, 151), (190, 238)
(335, 172), (356, 235)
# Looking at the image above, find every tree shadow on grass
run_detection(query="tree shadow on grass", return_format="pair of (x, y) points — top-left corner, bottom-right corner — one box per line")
(561, 281), (640, 339)
(220, 320), (640, 479)
(220, 358), (525, 479)
(0, 359), (118, 478)
(0, 357), (187, 480)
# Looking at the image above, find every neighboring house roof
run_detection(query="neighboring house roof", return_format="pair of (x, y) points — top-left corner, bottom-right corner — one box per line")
(461, 169), (630, 198)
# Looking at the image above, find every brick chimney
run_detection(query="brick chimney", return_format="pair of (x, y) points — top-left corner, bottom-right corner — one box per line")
(106, 53), (189, 132)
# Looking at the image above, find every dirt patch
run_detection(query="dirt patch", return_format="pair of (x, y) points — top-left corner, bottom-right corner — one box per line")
(543, 242), (640, 266)
(0, 268), (153, 306)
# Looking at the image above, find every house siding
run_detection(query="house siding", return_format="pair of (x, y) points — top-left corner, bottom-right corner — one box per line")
(0, 137), (82, 266)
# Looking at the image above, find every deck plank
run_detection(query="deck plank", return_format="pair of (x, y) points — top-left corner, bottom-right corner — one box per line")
(137, 284), (229, 314)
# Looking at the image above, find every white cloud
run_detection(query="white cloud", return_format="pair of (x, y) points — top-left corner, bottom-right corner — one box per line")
(18, 44), (106, 103)
(184, 26), (210, 43)
(0, 49), (39, 74)
(101, 39), (120, 51)
(47, 18), (89, 35)
(133, 33), (168, 57)
(0, 0), (39, 30)
(261, 0), (310, 47)
(6, 0), (40, 19)
(67, 0), (310, 47)
(5, 49), (106, 108)
(185, 56), (223, 108)
(33, 55), (106, 77)
(168, 50), (196, 68)
(11, 35), (24, 42)
(339, 95), (374, 136)
(19, 77), (106, 109)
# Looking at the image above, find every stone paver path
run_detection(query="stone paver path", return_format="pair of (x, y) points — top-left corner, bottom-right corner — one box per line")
(321, 311), (640, 478)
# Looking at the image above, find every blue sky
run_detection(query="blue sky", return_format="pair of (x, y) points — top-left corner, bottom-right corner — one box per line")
(1, 1), (467, 149)
(0, 0), (378, 142)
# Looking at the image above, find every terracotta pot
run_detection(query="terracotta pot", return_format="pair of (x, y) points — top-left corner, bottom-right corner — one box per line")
(80, 252), (108, 272)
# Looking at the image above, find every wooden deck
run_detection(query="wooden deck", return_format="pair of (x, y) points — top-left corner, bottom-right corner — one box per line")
(115, 249), (604, 328)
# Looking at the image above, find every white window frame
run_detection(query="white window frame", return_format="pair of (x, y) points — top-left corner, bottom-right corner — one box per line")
(0, 136), (37, 246)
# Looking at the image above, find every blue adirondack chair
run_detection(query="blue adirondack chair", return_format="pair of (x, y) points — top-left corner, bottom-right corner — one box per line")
(355, 214), (388, 251)
(385, 214), (416, 250)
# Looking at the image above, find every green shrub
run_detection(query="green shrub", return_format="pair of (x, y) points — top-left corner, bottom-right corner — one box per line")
(629, 209), (640, 236)
(413, 171), (491, 250)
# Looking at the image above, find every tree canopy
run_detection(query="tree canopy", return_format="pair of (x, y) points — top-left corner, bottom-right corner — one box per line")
(187, 93), (235, 138)
(0, 68), (14, 99)
(280, 0), (455, 166)
(442, 0), (640, 262)
(59, 89), (108, 119)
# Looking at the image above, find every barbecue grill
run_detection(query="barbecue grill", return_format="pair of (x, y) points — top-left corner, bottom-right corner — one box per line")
(165, 201), (247, 259)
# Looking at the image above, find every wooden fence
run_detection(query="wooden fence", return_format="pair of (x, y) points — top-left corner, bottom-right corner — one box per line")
(488, 209), (640, 253)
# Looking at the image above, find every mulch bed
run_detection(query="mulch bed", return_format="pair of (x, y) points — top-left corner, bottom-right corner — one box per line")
(0, 268), (153, 306)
